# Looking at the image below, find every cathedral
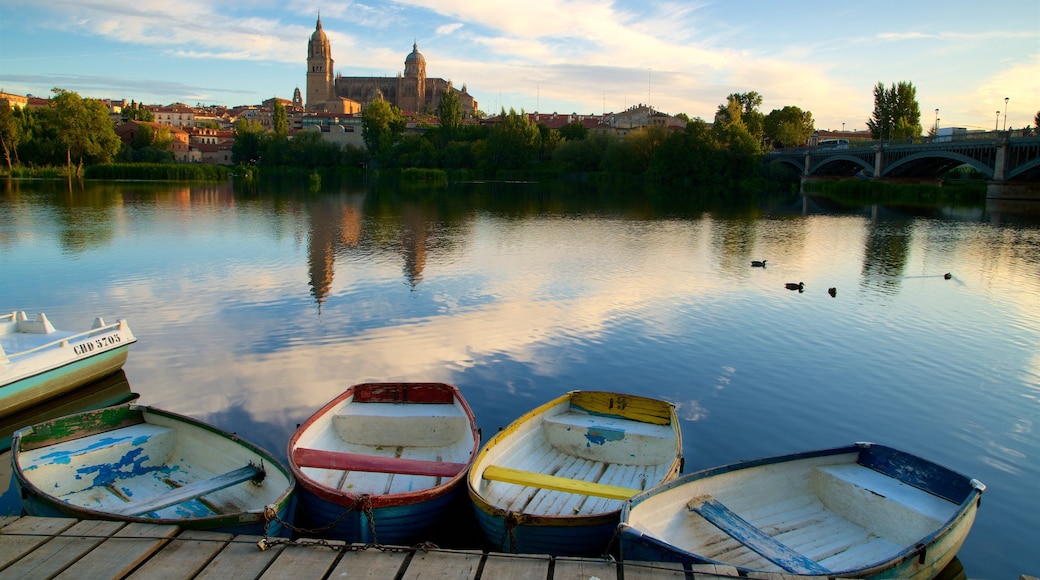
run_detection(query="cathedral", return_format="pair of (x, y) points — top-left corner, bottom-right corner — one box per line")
(305, 16), (478, 118)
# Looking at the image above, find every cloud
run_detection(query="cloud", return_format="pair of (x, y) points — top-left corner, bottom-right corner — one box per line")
(436, 22), (464, 35)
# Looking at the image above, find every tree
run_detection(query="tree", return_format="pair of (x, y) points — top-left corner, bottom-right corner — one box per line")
(124, 101), (154, 122)
(361, 97), (405, 160)
(273, 100), (288, 138)
(764, 106), (814, 148)
(45, 88), (121, 172)
(0, 103), (21, 169)
(231, 118), (265, 165)
(867, 81), (922, 140)
(715, 92), (765, 145)
(558, 120), (588, 141)
(485, 108), (538, 171)
(437, 89), (462, 137)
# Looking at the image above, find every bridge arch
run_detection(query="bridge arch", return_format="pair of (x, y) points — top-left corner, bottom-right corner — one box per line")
(807, 154), (873, 176)
(1008, 158), (1040, 181)
(881, 150), (993, 179)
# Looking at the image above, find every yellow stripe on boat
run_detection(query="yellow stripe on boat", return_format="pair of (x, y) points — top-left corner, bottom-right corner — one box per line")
(482, 465), (642, 500)
(569, 391), (673, 426)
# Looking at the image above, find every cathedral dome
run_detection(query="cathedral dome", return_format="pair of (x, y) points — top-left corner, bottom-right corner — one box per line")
(405, 43), (426, 66)
(311, 17), (329, 43)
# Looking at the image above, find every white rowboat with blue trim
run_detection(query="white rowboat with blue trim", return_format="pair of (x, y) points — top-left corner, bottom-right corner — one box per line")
(0, 311), (136, 416)
(618, 442), (985, 579)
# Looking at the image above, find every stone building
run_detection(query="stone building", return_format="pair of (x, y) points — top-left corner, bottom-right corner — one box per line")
(304, 16), (477, 117)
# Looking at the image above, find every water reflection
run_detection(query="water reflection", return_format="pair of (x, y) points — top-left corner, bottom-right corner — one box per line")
(2, 177), (1038, 578)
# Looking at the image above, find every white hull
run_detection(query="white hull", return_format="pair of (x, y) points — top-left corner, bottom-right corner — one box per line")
(0, 311), (136, 416)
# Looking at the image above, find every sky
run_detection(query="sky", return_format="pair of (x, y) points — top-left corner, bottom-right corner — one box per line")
(0, 0), (1037, 133)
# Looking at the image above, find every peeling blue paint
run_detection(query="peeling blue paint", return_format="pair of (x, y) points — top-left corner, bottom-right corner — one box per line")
(585, 427), (625, 446)
(38, 435), (136, 465)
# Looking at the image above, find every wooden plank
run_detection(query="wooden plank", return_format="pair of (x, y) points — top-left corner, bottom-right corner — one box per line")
(401, 550), (482, 580)
(126, 530), (233, 580)
(687, 495), (829, 575)
(0, 519), (124, 579)
(52, 522), (178, 579)
(479, 552), (550, 580)
(482, 465), (641, 500)
(259, 544), (341, 580)
(621, 560), (687, 580)
(194, 535), (284, 580)
(0, 517), (79, 570)
(112, 464), (263, 516)
(293, 448), (466, 478)
(326, 549), (409, 579)
(553, 557), (618, 580)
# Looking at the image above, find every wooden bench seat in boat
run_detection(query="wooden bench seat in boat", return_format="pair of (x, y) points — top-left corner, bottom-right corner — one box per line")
(811, 463), (956, 544)
(111, 464), (264, 516)
(332, 403), (468, 448)
(541, 412), (677, 465)
(481, 465), (642, 500)
(292, 447), (467, 478)
(687, 494), (830, 575)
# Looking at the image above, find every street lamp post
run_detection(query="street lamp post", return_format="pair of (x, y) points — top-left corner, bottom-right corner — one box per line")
(1003, 97), (1009, 131)
(995, 111), (1000, 131)
(934, 108), (939, 135)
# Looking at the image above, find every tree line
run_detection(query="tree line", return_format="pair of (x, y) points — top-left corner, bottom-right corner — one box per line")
(9, 81), (1016, 186)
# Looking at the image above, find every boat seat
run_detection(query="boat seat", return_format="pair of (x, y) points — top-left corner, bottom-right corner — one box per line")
(687, 494), (830, 575)
(542, 412), (676, 465)
(481, 465), (642, 500)
(811, 464), (955, 544)
(293, 447), (467, 478)
(111, 463), (265, 516)
(332, 403), (468, 448)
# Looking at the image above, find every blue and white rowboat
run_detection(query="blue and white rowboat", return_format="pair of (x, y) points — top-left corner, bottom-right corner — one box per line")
(0, 311), (136, 416)
(12, 404), (296, 536)
(618, 442), (985, 579)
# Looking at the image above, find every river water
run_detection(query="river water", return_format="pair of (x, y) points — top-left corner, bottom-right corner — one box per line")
(1, 177), (1037, 578)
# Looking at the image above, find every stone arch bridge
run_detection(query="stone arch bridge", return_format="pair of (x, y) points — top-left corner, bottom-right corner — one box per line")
(766, 137), (1040, 183)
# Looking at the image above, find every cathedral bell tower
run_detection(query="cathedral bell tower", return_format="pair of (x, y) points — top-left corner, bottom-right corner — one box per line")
(306, 16), (334, 111)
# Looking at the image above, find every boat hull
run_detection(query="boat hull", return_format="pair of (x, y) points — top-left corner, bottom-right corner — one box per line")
(1, 312), (137, 417)
(1, 347), (130, 416)
(467, 390), (683, 556)
(12, 405), (296, 536)
(619, 443), (985, 579)
(289, 382), (479, 545)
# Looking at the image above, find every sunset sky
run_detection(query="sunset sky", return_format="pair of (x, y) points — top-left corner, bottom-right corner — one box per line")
(1, 0), (1037, 132)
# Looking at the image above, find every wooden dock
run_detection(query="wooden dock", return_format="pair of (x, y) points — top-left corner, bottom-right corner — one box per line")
(0, 515), (788, 579)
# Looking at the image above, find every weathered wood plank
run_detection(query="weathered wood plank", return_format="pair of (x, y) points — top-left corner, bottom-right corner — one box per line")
(112, 464), (263, 516)
(0, 519), (124, 579)
(688, 562), (743, 577)
(194, 535), (284, 580)
(479, 552), (550, 580)
(126, 529), (233, 580)
(0, 516), (78, 570)
(0, 517), (18, 530)
(401, 550), (482, 580)
(326, 548), (409, 579)
(622, 560), (687, 580)
(259, 544), (341, 580)
(482, 465), (641, 500)
(52, 522), (179, 579)
(687, 495), (828, 575)
(553, 557), (618, 580)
